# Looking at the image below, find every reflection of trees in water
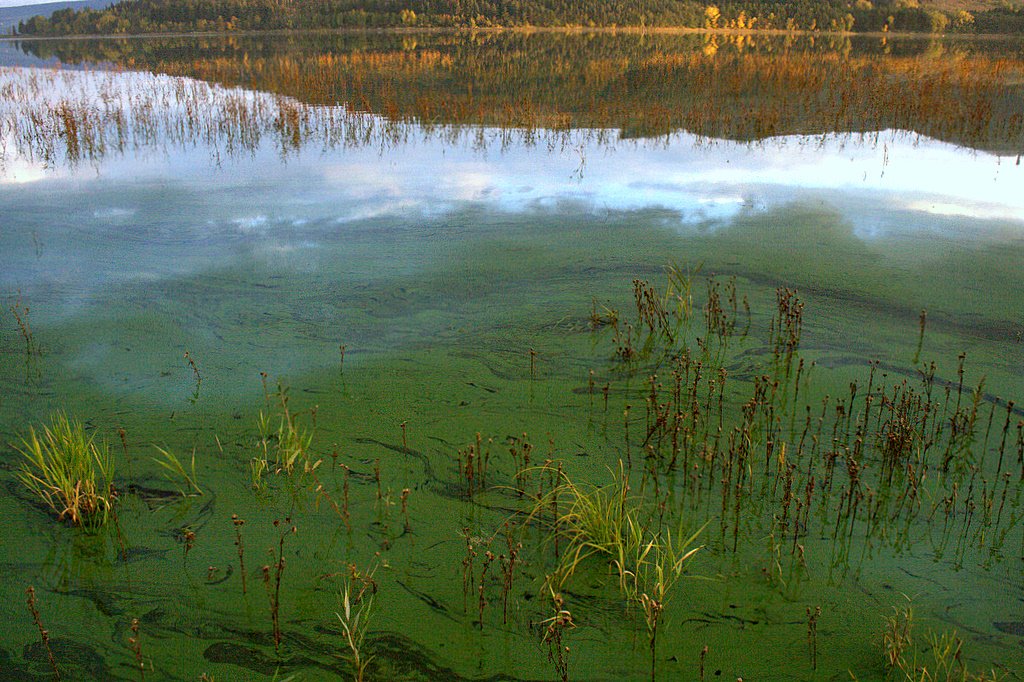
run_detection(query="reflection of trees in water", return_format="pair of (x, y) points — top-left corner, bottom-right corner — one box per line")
(2, 32), (1023, 169)
(25, 32), (1024, 150)
(0, 66), (617, 168)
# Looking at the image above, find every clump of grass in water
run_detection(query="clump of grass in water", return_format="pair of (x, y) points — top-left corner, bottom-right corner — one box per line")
(626, 515), (703, 681)
(524, 461), (702, 679)
(250, 456), (269, 492)
(883, 600), (915, 672)
(874, 600), (1002, 682)
(529, 462), (703, 594)
(256, 381), (320, 477)
(15, 412), (115, 528)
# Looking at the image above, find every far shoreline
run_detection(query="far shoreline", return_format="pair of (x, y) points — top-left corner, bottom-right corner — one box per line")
(4, 24), (1024, 43)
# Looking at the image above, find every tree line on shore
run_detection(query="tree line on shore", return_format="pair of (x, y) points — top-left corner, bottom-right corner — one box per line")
(13, 0), (1024, 36)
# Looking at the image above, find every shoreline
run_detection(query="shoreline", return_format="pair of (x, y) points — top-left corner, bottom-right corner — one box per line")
(4, 24), (1024, 43)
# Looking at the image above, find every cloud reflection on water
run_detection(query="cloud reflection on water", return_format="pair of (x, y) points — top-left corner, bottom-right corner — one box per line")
(1, 66), (1023, 315)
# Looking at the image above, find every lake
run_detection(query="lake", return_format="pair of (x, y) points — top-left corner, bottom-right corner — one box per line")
(0, 31), (1022, 681)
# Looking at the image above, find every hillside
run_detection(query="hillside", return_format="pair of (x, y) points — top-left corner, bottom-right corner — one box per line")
(9, 0), (1024, 35)
(0, 0), (115, 33)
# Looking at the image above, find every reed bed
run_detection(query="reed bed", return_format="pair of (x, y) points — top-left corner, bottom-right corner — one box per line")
(578, 271), (1024, 585)
(485, 269), (1021, 676)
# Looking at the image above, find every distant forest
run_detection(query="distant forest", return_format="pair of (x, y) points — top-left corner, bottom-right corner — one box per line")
(14, 0), (1024, 35)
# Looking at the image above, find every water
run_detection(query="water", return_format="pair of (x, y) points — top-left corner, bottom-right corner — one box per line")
(0, 31), (1022, 681)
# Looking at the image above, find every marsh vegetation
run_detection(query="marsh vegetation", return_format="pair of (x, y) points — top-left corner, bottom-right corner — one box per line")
(0, 30), (1022, 682)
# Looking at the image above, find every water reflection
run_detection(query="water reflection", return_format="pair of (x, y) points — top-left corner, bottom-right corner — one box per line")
(2, 62), (1023, 340)
(6, 30), (1024, 153)
(2, 66), (1021, 222)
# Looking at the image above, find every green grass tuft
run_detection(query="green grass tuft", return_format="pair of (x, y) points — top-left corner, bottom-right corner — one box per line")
(15, 412), (115, 528)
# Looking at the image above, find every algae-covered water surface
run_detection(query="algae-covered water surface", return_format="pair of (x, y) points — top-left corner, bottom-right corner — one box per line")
(0, 32), (1022, 681)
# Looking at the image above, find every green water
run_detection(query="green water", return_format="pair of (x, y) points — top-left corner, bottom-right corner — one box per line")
(1, 32), (1022, 682)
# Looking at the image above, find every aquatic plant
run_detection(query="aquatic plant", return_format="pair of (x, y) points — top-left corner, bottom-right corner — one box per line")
(182, 528), (196, 560)
(26, 586), (60, 680)
(15, 412), (115, 528)
(807, 605), (822, 670)
(618, 507), (704, 680)
(529, 463), (703, 601)
(232, 514), (248, 596)
(879, 602), (1002, 682)
(184, 351), (202, 404)
(912, 309), (928, 365)
(499, 522), (522, 625)
(10, 291), (39, 358)
(400, 487), (411, 532)
(152, 446), (202, 497)
(509, 434), (534, 497)
(116, 427), (134, 488)
(337, 563), (378, 682)
(460, 527), (481, 614)
(256, 382), (319, 477)
(456, 435), (491, 497)
(341, 464), (352, 531)
(249, 456), (268, 492)
(537, 581), (574, 682)
(128, 617), (146, 681)
(883, 602), (915, 672)
(263, 519), (296, 652)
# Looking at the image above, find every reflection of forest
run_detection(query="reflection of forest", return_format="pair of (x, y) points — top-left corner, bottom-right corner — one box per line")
(13, 0), (1024, 35)
(14, 32), (1024, 153)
